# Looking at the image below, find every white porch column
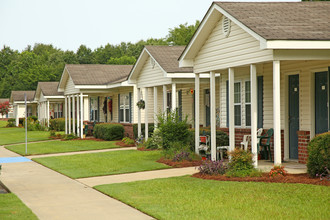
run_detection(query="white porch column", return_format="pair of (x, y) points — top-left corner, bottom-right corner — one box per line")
(228, 68), (235, 154)
(137, 88), (142, 137)
(250, 64), (258, 168)
(210, 71), (216, 161)
(273, 61), (282, 165)
(153, 86), (158, 128)
(195, 73), (200, 154)
(72, 95), (75, 134)
(65, 96), (68, 134)
(76, 94), (80, 137)
(15, 105), (19, 127)
(163, 85), (167, 115)
(44, 102), (47, 126)
(144, 88), (149, 141)
(68, 96), (71, 134)
(171, 83), (176, 111)
(47, 101), (50, 127)
(80, 93), (84, 138)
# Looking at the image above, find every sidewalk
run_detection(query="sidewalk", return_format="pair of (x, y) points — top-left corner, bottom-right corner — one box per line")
(0, 147), (151, 220)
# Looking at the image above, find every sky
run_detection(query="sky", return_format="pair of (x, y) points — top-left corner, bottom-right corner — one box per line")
(0, 0), (301, 52)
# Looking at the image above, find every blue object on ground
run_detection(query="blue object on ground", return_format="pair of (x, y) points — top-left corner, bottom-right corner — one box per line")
(0, 157), (31, 163)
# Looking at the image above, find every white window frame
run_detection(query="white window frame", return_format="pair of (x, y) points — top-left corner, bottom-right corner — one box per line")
(234, 81), (242, 127)
(120, 93), (130, 123)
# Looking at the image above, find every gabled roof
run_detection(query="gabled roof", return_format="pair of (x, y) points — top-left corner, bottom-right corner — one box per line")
(128, 46), (193, 82)
(215, 2), (330, 41)
(0, 98), (9, 103)
(180, 1), (330, 65)
(38, 82), (63, 96)
(144, 46), (193, 73)
(10, 91), (35, 102)
(66, 64), (133, 85)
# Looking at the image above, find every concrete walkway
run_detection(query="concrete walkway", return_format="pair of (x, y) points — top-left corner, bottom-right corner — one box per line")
(27, 147), (137, 159)
(78, 167), (198, 187)
(0, 147), (151, 220)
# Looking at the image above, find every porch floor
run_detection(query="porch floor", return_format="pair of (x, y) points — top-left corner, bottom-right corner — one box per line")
(258, 160), (307, 174)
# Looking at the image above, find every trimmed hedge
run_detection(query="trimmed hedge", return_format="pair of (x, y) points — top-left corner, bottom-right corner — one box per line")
(49, 118), (65, 131)
(307, 132), (330, 177)
(133, 123), (154, 139)
(94, 123), (124, 141)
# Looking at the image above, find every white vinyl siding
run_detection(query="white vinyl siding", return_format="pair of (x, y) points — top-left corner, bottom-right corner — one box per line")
(64, 76), (79, 95)
(194, 16), (273, 74)
(137, 57), (172, 88)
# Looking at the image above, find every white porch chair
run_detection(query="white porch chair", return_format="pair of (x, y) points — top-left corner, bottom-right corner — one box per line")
(257, 128), (263, 152)
(240, 135), (251, 151)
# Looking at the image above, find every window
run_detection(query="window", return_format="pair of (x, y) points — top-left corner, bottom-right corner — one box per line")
(120, 94), (130, 123)
(245, 81), (251, 127)
(234, 82), (241, 126)
(90, 97), (99, 122)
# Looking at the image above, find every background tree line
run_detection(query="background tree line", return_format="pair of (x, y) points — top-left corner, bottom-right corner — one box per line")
(0, 21), (200, 98)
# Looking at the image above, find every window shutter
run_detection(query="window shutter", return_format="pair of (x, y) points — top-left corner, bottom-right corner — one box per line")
(97, 96), (100, 122)
(226, 80), (229, 127)
(118, 94), (120, 123)
(178, 90), (182, 121)
(257, 76), (264, 128)
(89, 97), (92, 121)
(129, 92), (132, 123)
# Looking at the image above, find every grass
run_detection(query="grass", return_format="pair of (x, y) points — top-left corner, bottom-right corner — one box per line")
(95, 176), (330, 220)
(0, 120), (7, 128)
(0, 127), (55, 145)
(0, 193), (38, 220)
(33, 150), (170, 178)
(6, 140), (122, 156)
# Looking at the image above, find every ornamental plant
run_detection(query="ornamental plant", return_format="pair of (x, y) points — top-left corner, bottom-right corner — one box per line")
(136, 99), (145, 109)
(269, 165), (287, 178)
(198, 159), (228, 175)
(0, 101), (10, 116)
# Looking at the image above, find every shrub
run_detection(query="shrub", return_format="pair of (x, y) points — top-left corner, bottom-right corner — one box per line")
(28, 116), (38, 121)
(122, 137), (135, 145)
(162, 141), (198, 161)
(144, 137), (159, 150)
(307, 132), (330, 177)
(7, 118), (15, 127)
(23, 118), (46, 131)
(198, 160), (228, 175)
(49, 118), (65, 131)
(62, 134), (78, 140)
(269, 165), (287, 178)
(157, 111), (191, 150)
(226, 148), (257, 177)
(133, 123), (154, 139)
(93, 123), (124, 141)
(173, 151), (191, 162)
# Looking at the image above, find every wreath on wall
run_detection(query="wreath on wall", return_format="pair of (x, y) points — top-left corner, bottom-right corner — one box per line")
(136, 99), (145, 110)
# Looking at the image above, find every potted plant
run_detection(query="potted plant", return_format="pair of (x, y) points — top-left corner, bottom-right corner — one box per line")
(136, 99), (145, 110)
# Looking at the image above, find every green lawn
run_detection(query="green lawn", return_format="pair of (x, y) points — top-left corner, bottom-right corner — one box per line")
(0, 120), (7, 128)
(95, 176), (330, 220)
(0, 127), (54, 145)
(6, 140), (122, 156)
(33, 150), (170, 178)
(0, 193), (37, 220)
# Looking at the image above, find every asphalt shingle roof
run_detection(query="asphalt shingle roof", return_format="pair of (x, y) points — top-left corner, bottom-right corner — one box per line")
(0, 98), (9, 103)
(38, 82), (63, 96)
(215, 2), (330, 40)
(66, 64), (133, 85)
(11, 91), (35, 101)
(145, 46), (193, 73)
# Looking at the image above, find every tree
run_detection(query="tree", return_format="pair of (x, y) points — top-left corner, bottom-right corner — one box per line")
(76, 45), (95, 64)
(0, 101), (10, 116)
(166, 20), (200, 45)
(107, 56), (136, 65)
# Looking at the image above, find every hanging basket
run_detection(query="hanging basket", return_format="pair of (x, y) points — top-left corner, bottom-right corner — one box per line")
(137, 99), (145, 110)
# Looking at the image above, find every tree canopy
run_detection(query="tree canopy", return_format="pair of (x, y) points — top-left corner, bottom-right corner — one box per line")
(0, 21), (199, 98)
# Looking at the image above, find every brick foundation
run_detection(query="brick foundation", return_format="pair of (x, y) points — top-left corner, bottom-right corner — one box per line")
(297, 130), (310, 164)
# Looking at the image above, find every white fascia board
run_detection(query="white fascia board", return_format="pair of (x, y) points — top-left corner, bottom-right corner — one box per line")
(44, 96), (65, 99)
(128, 48), (147, 82)
(167, 73), (195, 78)
(262, 40), (330, 49)
(213, 4), (267, 45)
(75, 85), (108, 89)
(179, 59), (194, 68)
(119, 81), (134, 87)
(107, 82), (126, 89)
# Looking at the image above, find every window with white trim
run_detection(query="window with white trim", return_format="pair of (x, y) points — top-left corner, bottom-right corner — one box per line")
(120, 94), (130, 123)
(245, 81), (251, 127)
(234, 82), (241, 126)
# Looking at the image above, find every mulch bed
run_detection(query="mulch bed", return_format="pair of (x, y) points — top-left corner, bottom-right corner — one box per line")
(137, 147), (155, 151)
(192, 173), (330, 186)
(157, 158), (203, 168)
(115, 141), (135, 147)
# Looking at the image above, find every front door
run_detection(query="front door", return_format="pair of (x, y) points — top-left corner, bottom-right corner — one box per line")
(205, 89), (210, 127)
(315, 71), (329, 134)
(289, 74), (299, 159)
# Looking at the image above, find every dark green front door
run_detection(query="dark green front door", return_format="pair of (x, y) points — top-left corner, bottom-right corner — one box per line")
(289, 75), (299, 159)
(315, 71), (329, 134)
(205, 89), (210, 127)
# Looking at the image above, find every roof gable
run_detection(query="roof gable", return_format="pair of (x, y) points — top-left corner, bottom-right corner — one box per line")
(35, 82), (63, 100)
(10, 91), (35, 102)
